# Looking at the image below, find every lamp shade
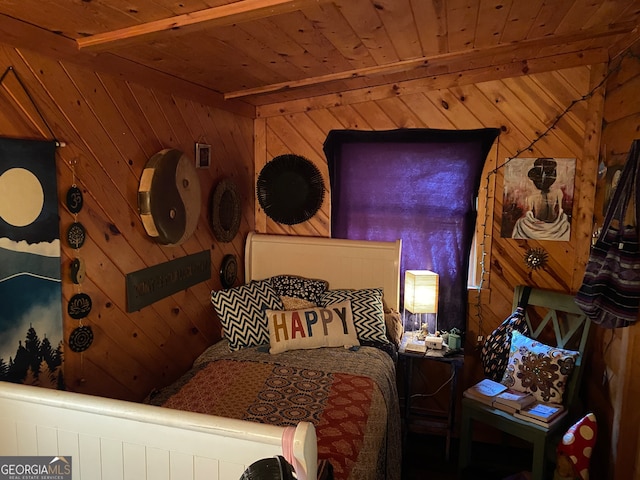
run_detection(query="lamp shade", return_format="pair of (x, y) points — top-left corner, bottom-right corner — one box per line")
(404, 270), (439, 314)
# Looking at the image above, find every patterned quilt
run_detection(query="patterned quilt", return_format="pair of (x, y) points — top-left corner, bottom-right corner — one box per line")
(146, 340), (401, 480)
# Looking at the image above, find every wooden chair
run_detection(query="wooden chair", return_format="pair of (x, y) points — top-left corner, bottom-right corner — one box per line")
(458, 285), (592, 480)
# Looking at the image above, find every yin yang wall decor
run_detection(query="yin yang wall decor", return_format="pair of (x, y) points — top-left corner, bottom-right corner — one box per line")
(138, 149), (201, 246)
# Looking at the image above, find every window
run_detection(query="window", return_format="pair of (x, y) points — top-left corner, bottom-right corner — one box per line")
(323, 128), (499, 332)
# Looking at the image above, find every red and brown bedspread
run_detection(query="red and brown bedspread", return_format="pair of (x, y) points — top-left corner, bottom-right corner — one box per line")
(146, 340), (401, 480)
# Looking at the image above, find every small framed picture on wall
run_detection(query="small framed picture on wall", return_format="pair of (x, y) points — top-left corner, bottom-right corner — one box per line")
(195, 143), (211, 169)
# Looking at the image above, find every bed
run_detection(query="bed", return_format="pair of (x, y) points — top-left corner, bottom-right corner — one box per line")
(0, 232), (403, 480)
(148, 233), (403, 480)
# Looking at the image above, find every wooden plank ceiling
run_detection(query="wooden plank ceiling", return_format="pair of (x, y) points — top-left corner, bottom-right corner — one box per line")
(1, 0), (639, 111)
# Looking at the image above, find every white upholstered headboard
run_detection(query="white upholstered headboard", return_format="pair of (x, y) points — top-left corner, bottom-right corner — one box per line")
(245, 232), (402, 311)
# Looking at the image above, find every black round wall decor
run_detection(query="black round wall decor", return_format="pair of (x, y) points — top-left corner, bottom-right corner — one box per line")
(66, 159), (94, 361)
(66, 185), (83, 214)
(220, 254), (238, 289)
(211, 178), (241, 243)
(66, 222), (86, 249)
(68, 292), (92, 319)
(69, 325), (94, 352)
(256, 154), (325, 225)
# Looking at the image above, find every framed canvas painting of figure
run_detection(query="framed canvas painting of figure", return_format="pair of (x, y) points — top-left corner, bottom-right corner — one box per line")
(501, 157), (576, 241)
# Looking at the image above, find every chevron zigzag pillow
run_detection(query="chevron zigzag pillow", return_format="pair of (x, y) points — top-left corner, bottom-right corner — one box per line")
(319, 288), (388, 343)
(211, 279), (284, 351)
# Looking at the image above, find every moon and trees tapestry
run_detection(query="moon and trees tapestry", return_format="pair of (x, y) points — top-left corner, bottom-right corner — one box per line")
(0, 138), (64, 389)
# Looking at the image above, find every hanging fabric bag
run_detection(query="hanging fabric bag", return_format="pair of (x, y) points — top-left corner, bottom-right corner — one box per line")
(575, 139), (640, 328)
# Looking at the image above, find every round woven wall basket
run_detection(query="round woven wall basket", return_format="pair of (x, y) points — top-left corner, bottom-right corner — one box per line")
(210, 178), (241, 243)
(256, 154), (324, 225)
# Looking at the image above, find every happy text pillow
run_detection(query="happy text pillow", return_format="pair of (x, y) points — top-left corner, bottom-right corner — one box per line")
(265, 300), (360, 354)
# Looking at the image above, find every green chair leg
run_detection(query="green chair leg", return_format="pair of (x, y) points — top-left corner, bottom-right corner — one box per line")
(531, 438), (546, 480)
(458, 406), (472, 472)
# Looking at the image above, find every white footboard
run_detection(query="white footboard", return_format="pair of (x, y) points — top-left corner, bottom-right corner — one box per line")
(0, 382), (317, 480)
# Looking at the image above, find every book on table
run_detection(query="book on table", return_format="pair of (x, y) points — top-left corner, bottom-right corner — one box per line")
(513, 409), (568, 429)
(516, 402), (565, 422)
(493, 389), (536, 410)
(463, 378), (508, 406)
(493, 401), (518, 414)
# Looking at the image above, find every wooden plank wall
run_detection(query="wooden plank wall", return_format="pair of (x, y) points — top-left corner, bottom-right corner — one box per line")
(257, 64), (600, 337)
(1, 32), (636, 478)
(256, 62), (610, 466)
(598, 42), (640, 480)
(0, 43), (255, 402)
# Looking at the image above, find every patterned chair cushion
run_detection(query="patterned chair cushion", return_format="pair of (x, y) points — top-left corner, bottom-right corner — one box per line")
(319, 288), (388, 343)
(501, 331), (579, 404)
(265, 300), (359, 354)
(270, 275), (328, 305)
(211, 279), (284, 351)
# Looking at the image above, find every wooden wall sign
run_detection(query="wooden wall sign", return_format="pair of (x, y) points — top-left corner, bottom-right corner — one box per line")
(125, 250), (211, 312)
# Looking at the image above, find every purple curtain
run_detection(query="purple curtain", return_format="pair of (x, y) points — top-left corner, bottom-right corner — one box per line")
(323, 128), (500, 333)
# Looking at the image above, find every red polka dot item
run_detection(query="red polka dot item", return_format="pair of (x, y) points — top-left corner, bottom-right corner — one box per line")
(556, 413), (597, 480)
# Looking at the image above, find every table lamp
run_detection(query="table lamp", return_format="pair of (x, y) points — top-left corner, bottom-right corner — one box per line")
(404, 270), (440, 349)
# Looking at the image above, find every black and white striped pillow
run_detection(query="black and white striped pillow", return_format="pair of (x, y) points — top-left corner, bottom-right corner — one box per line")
(319, 288), (388, 343)
(211, 279), (284, 351)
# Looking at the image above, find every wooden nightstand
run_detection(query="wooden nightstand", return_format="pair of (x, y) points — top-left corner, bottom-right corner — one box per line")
(398, 334), (464, 461)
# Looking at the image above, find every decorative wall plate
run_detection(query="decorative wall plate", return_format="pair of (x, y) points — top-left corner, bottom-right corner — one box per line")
(211, 178), (241, 243)
(220, 254), (238, 289)
(256, 154), (324, 225)
(66, 185), (83, 214)
(524, 247), (549, 270)
(70, 257), (86, 284)
(66, 222), (86, 249)
(69, 325), (94, 352)
(68, 292), (92, 319)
